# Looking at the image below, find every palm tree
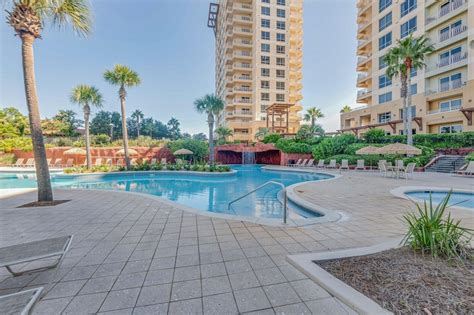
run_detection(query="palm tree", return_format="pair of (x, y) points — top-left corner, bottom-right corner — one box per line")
(385, 34), (433, 145)
(340, 105), (351, 113)
(131, 109), (144, 138)
(103, 65), (141, 169)
(6, 0), (92, 202)
(70, 85), (103, 170)
(303, 107), (324, 128)
(193, 94), (224, 164)
(255, 127), (269, 141)
(215, 126), (233, 142)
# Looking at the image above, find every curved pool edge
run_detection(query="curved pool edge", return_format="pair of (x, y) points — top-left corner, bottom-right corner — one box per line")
(390, 186), (473, 212)
(53, 169), (238, 180)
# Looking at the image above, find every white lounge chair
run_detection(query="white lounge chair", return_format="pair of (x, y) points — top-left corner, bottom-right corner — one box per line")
(24, 158), (34, 168)
(457, 161), (474, 176)
(130, 158), (137, 165)
(303, 159), (315, 168)
(12, 158), (24, 167)
(327, 159), (337, 169)
(316, 160), (325, 168)
(355, 159), (365, 170)
(94, 158), (102, 166)
(399, 163), (416, 179)
(53, 159), (63, 167)
(65, 159), (74, 168)
(339, 159), (349, 171)
(0, 287), (43, 315)
(379, 161), (389, 177)
(0, 236), (73, 276)
(161, 158), (167, 165)
(116, 158), (124, 166)
(288, 158), (302, 167)
(150, 158), (157, 165)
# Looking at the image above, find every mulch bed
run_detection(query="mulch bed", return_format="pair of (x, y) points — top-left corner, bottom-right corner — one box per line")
(17, 200), (71, 208)
(317, 247), (474, 314)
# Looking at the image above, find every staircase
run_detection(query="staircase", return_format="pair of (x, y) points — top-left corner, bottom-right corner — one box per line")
(425, 155), (466, 173)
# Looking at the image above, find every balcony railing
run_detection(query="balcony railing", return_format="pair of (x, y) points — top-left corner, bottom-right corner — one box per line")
(234, 39), (252, 46)
(235, 76), (251, 80)
(234, 87), (252, 92)
(233, 99), (252, 104)
(439, 25), (467, 42)
(437, 52), (467, 68)
(427, 104), (461, 115)
(358, 21), (370, 31)
(425, 79), (464, 95)
(231, 110), (253, 116)
(234, 63), (251, 69)
(357, 72), (369, 81)
(235, 51), (251, 57)
(357, 89), (372, 98)
(426, 0), (466, 25)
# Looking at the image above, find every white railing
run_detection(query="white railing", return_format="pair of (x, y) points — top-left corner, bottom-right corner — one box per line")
(233, 110), (253, 116)
(427, 104), (461, 115)
(437, 52), (467, 68)
(357, 39), (369, 47)
(357, 89), (372, 98)
(440, 25), (467, 42)
(234, 99), (252, 104)
(357, 55), (371, 64)
(234, 63), (251, 68)
(425, 79), (464, 95)
(357, 73), (369, 81)
(235, 51), (251, 57)
(235, 75), (251, 80)
(234, 87), (252, 92)
(234, 39), (251, 45)
(426, 0), (466, 24)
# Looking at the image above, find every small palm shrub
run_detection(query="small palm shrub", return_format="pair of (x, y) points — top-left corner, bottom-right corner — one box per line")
(402, 191), (472, 259)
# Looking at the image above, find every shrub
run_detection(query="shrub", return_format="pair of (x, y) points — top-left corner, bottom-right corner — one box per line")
(92, 134), (111, 146)
(275, 138), (312, 153)
(465, 153), (474, 162)
(312, 134), (358, 160)
(0, 137), (32, 152)
(0, 153), (16, 165)
(402, 191), (472, 259)
(363, 128), (385, 143)
(262, 133), (281, 144)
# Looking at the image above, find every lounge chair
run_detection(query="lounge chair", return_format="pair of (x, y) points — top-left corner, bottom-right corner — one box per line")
(94, 158), (102, 166)
(46, 158), (53, 167)
(288, 158), (302, 167)
(116, 159), (124, 166)
(379, 161), (388, 177)
(130, 158), (137, 165)
(24, 158), (34, 168)
(316, 160), (325, 168)
(378, 160), (387, 173)
(355, 159), (365, 170)
(65, 159), (74, 168)
(327, 159), (337, 169)
(399, 163), (416, 179)
(457, 161), (474, 176)
(0, 236), (73, 277)
(161, 158), (167, 165)
(396, 160), (404, 169)
(339, 159), (349, 171)
(150, 158), (157, 165)
(12, 158), (24, 167)
(53, 159), (63, 168)
(105, 158), (112, 166)
(303, 159), (315, 168)
(176, 158), (184, 164)
(0, 287), (43, 315)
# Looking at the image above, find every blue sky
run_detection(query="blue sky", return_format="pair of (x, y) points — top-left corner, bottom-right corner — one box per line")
(0, 0), (357, 134)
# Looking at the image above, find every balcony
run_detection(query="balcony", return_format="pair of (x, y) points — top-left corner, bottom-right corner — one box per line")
(233, 15), (252, 24)
(233, 39), (252, 47)
(233, 99), (252, 104)
(425, 52), (467, 77)
(439, 52), (467, 68)
(234, 75), (252, 82)
(357, 21), (371, 32)
(234, 87), (252, 93)
(233, 63), (252, 70)
(425, 79), (464, 96)
(233, 4), (252, 13)
(427, 103), (462, 115)
(229, 110), (253, 116)
(439, 25), (467, 42)
(233, 28), (252, 36)
(356, 89), (372, 102)
(425, 0), (467, 28)
(357, 72), (371, 82)
(234, 51), (252, 59)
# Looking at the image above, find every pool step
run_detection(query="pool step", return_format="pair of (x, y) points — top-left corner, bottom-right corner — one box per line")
(425, 155), (466, 173)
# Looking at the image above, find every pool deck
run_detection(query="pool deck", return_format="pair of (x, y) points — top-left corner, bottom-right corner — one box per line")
(0, 169), (472, 314)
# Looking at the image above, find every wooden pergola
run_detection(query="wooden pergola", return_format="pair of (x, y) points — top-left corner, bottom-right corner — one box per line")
(266, 103), (294, 134)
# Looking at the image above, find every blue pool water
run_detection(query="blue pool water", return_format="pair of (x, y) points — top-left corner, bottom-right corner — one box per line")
(0, 165), (332, 219)
(406, 191), (474, 209)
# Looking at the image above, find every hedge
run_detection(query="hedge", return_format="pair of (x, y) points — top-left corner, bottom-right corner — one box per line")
(275, 138), (312, 153)
(364, 130), (474, 148)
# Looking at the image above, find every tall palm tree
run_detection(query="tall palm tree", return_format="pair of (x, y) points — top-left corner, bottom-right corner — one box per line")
(340, 105), (351, 113)
(303, 107), (324, 128)
(6, 0), (92, 202)
(103, 65), (141, 169)
(70, 85), (103, 170)
(131, 109), (144, 138)
(385, 34), (433, 145)
(215, 126), (233, 142)
(193, 94), (224, 164)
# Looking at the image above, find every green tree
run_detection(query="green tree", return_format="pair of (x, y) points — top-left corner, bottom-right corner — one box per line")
(0, 107), (29, 137)
(215, 126), (232, 142)
(41, 118), (69, 136)
(104, 64), (141, 169)
(296, 124), (324, 140)
(192, 133), (207, 141)
(90, 110), (122, 138)
(363, 128), (385, 143)
(53, 109), (82, 136)
(166, 139), (209, 162)
(255, 127), (269, 141)
(131, 109), (144, 138)
(340, 105), (351, 113)
(385, 34), (433, 145)
(167, 117), (181, 140)
(303, 107), (324, 128)
(6, 0), (92, 202)
(193, 94), (224, 164)
(70, 85), (103, 170)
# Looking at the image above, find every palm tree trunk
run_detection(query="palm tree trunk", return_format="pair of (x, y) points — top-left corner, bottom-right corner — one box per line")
(21, 34), (53, 202)
(84, 105), (91, 170)
(119, 86), (131, 169)
(311, 117), (315, 128)
(400, 76), (408, 139)
(406, 73), (413, 146)
(208, 112), (215, 164)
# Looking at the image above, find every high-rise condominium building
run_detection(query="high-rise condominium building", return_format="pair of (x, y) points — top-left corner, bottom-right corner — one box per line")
(341, 0), (473, 136)
(208, 0), (303, 143)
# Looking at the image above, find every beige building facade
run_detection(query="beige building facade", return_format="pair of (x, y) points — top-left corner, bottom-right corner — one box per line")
(341, 0), (474, 137)
(208, 0), (303, 143)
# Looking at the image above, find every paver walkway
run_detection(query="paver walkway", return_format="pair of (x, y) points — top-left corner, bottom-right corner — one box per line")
(0, 170), (472, 314)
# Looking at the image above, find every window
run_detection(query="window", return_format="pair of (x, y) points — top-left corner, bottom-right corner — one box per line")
(439, 20), (462, 42)
(378, 112), (391, 123)
(262, 0), (270, 3)
(410, 83), (417, 95)
(276, 57), (285, 66)
(276, 45), (285, 54)
(400, 17), (416, 38)
(261, 56), (270, 64)
(437, 99), (462, 113)
(261, 19), (270, 28)
(379, 55), (387, 69)
(379, 32), (392, 50)
(276, 94), (285, 102)
(277, 21), (286, 30)
(399, 106), (416, 119)
(277, 9), (285, 17)
(440, 124), (462, 133)
(261, 43), (270, 52)
(261, 80), (270, 89)
(276, 33), (285, 42)
(439, 46), (462, 67)
(400, 0), (416, 17)
(261, 93), (270, 101)
(276, 69), (285, 78)
(379, 0), (392, 12)
(261, 68), (270, 77)
(378, 74), (392, 88)
(379, 12), (392, 31)
(261, 7), (270, 16)
(410, 67), (417, 77)
(277, 0), (285, 5)
(276, 82), (285, 90)
(379, 91), (392, 104)
(261, 31), (270, 40)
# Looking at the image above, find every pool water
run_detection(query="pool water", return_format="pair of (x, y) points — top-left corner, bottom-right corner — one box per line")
(406, 191), (474, 209)
(0, 165), (332, 219)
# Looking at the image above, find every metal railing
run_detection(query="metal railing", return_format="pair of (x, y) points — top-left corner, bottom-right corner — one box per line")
(228, 181), (288, 224)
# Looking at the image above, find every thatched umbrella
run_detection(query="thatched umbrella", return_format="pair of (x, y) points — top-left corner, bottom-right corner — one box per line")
(63, 147), (86, 155)
(375, 143), (421, 155)
(356, 146), (379, 170)
(116, 148), (139, 156)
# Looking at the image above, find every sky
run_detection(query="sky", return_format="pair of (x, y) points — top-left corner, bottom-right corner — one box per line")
(0, 0), (357, 134)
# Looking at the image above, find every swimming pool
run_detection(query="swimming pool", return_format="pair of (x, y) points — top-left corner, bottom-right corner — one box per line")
(406, 190), (474, 210)
(0, 165), (332, 219)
